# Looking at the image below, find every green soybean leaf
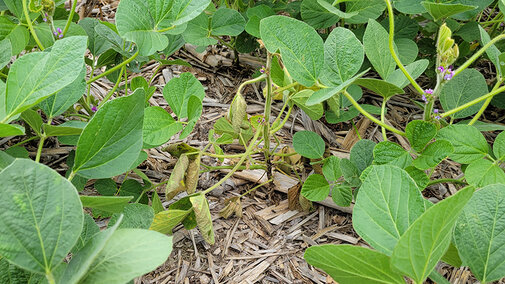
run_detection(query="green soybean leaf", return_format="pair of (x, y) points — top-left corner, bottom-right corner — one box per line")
(405, 166), (430, 190)
(260, 15), (324, 87)
(143, 106), (183, 148)
(245, 5), (275, 37)
(0, 39), (10, 69)
(440, 69), (488, 119)
(190, 194), (215, 245)
(300, 0), (339, 29)
(354, 78), (405, 100)
(152, 191), (165, 214)
(80, 196), (133, 213)
(374, 141), (413, 168)
(33, 21), (88, 49)
(109, 203), (154, 229)
(79, 18), (113, 56)
(0, 150), (14, 171)
(364, 19), (396, 80)
(43, 123), (84, 137)
(454, 184), (505, 282)
(438, 125), (489, 164)
(421, 2), (476, 21)
(72, 214), (100, 254)
(317, 0), (358, 19)
(340, 158), (361, 187)
(322, 156), (341, 181)
(479, 26), (501, 77)
(306, 69), (368, 105)
(0, 257), (44, 284)
(182, 13), (216, 46)
(393, 0), (426, 14)
(0, 17), (29, 56)
(465, 159), (505, 187)
(39, 67), (86, 118)
(301, 174), (330, 201)
(396, 38), (418, 65)
(61, 216), (122, 284)
(0, 123), (24, 137)
(150, 209), (191, 234)
(406, 120), (437, 152)
(116, 0), (210, 55)
(354, 165), (425, 255)
(211, 8), (245, 36)
(331, 185), (353, 207)
(78, 229), (172, 284)
(119, 179), (146, 203)
(493, 131), (505, 161)
(0, 159), (83, 274)
(292, 90), (324, 120)
(73, 90), (144, 179)
(442, 242), (463, 268)
(320, 27), (364, 86)
(345, 0), (386, 24)
(350, 139), (376, 173)
(3, 36), (87, 122)
(20, 109), (42, 136)
(163, 72), (205, 119)
(391, 186), (474, 284)
(452, 0), (493, 21)
(304, 245), (405, 284)
(386, 59), (429, 89)
(413, 140), (454, 170)
(180, 95), (203, 139)
(292, 130), (325, 159)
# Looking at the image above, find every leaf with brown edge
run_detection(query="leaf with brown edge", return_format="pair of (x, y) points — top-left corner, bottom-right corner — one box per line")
(165, 155), (189, 200)
(185, 153), (201, 195)
(219, 196), (242, 219)
(190, 194), (215, 244)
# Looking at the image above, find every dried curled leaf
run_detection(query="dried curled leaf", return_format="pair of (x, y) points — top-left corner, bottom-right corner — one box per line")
(163, 142), (199, 158)
(190, 194), (215, 244)
(165, 154), (189, 200)
(185, 154), (201, 194)
(219, 196), (242, 219)
(229, 93), (247, 132)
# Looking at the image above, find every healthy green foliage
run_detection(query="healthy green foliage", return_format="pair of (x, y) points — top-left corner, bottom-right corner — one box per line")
(292, 130), (325, 159)
(438, 125), (489, 164)
(301, 174), (330, 201)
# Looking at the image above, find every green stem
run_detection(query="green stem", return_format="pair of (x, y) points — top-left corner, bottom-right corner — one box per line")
(202, 127), (262, 195)
(87, 50), (139, 84)
(46, 272), (56, 284)
(469, 79), (504, 125)
(384, 0), (424, 95)
(381, 99), (388, 141)
(157, 25), (176, 33)
(68, 171), (75, 182)
(0, 72), (7, 79)
(454, 34), (505, 77)
(263, 53), (273, 179)
(78, 97), (93, 115)
(270, 105), (293, 134)
(98, 66), (125, 108)
(240, 179), (273, 197)
(427, 178), (466, 186)
(9, 136), (38, 148)
(35, 135), (46, 162)
(442, 84), (505, 118)
(342, 90), (406, 136)
(202, 151), (258, 159)
(62, 0), (77, 37)
(273, 82), (299, 95)
(22, 0), (44, 50)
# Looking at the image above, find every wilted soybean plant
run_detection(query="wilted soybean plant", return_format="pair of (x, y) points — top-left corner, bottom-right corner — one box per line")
(2, 0), (505, 283)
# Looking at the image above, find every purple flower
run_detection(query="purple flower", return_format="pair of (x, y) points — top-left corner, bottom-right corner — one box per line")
(57, 28), (62, 34)
(91, 105), (97, 112)
(444, 70), (455, 81)
(433, 108), (439, 113)
(425, 89), (434, 95)
(437, 66), (445, 73)
(435, 115), (441, 120)
(43, 18), (47, 22)
(259, 66), (266, 74)
(53, 31), (58, 36)
(58, 34), (63, 38)
(422, 94), (428, 103)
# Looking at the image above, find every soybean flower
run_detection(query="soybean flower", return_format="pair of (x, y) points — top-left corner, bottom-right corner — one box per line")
(437, 66), (445, 73)
(91, 105), (97, 112)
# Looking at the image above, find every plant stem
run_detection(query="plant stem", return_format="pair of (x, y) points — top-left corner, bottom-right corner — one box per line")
(201, 151), (259, 159)
(454, 34), (505, 77)
(384, 0), (424, 95)
(273, 82), (299, 94)
(98, 66), (125, 108)
(381, 99), (388, 141)
(469, 79), (504, 125)
(263, 53), (273, 181)
(62, 0), (77, 37)
(22, 0), (44, 50)
(427, 178), (466, 186)
(0, 72), (7, 79)
(46, 272), (56, 284)
(240, 179), (273, 197)
(441, 84), (505, 118)
(35, 135), (46, 163)
(270, 105), (293, 134)
(87, 50), (139, 84)
(342, 90), (406, 136)
(68, 171), (75, 182)
(202, 129), (262, 195)
(9, 136), (38, 148)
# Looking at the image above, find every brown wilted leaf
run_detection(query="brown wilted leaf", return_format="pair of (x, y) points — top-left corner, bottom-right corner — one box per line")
(288, 183), (303, 211)
(163, 142), (198, 158)
(185, 153), (201, 194)
(229, 93), (247, 132)
(190, 194), (215, 245)
(219, 196), (242, 219)
(165, 154), (189, 200)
